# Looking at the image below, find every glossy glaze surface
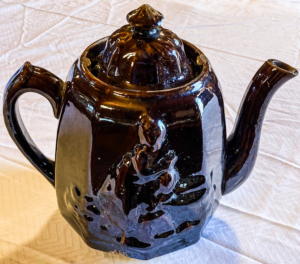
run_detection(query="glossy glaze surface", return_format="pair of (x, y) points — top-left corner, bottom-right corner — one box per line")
(223, 60), (299, 195)
(54, 38), (224, 259)
(2, 61), (65, 186)
(90, 5), (195, 89)
(2, 4), (298, 261)
(127, 4), (163, 28)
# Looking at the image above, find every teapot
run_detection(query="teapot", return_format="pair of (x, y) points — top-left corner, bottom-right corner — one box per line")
(3, 4), (298, 260)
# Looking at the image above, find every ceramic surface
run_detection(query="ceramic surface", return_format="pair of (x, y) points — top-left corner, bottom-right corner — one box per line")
(2, 4), (298, 260)
(91, 5), (195, 89)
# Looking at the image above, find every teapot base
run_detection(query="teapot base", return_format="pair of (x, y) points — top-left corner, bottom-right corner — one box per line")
(83, 231), (201, 260)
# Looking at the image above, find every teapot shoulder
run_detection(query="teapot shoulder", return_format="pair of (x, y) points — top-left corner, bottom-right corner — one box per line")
(61, 56), (225, 125)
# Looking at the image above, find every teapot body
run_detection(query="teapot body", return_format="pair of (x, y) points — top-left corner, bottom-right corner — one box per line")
(55, 39), (226, 259)
(3, 4), (298, 260)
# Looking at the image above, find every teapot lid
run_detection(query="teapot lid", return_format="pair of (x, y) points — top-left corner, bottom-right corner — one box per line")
(90, 4), (196, 90)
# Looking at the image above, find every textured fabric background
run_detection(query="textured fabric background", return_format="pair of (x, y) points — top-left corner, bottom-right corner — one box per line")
(0, 0), (300, 263)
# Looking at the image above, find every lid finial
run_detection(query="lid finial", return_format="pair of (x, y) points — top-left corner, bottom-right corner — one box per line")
(126, 4), (164, 29)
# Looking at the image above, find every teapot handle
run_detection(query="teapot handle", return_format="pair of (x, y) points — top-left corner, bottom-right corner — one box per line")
(3, 61), (65, 187)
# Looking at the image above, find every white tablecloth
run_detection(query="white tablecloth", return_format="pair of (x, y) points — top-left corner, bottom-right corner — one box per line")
(0, 0), (300, 263)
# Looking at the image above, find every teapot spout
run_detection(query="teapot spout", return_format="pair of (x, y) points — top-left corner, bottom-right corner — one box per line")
(222, 59), (298, 195)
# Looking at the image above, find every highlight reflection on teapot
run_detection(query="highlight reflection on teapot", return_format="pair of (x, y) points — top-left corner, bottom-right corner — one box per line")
(3, 4), (298, 260)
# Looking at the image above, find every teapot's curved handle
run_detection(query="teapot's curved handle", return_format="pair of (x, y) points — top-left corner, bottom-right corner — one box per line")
(3, 61), (65, 187)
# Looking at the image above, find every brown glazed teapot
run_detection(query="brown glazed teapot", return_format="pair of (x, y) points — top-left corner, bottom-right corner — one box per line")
(3, 4), (299, 260)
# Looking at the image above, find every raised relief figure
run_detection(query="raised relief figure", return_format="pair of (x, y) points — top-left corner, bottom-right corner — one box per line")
(111, 114), (179, 214)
